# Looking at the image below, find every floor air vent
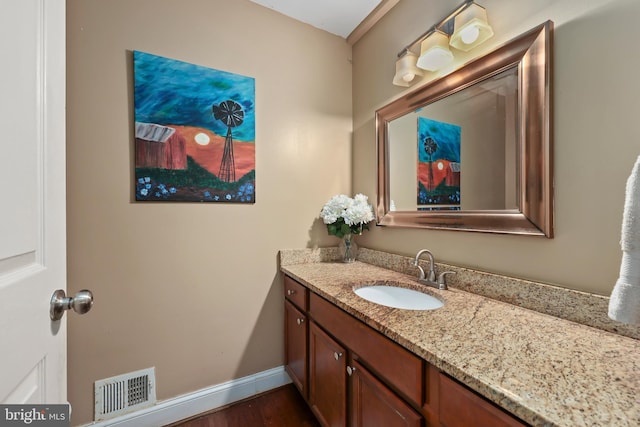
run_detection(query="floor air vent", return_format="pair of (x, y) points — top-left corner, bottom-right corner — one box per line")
(94, 367), (156, 421)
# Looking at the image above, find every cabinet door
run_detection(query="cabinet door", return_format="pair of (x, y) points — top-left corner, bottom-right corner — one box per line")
(309, 321), (347, 427)
(285, 300), (308, 398)
(349, 359), (422, 427)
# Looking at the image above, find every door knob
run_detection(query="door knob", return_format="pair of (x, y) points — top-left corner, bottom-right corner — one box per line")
(50, 289), (94, 321)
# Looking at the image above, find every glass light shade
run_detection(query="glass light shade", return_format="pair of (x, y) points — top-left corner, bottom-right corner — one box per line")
(416, 30), (454, 72)
(392, 51), (423, 87)
(449, 3), (494, 52)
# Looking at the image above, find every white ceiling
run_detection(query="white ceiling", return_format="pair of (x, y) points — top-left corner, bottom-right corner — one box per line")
(248, 0), (383, 39)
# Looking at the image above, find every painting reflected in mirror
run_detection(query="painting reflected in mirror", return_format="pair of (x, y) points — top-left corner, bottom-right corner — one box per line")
(377, 22), (553, 237)
(389, 67), (518, 212)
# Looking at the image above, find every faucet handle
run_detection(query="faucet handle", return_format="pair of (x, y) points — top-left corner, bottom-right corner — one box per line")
(437, 271), (456, 290)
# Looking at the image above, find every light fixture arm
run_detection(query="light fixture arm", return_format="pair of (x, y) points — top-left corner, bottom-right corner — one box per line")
(396, 0), (475, 58)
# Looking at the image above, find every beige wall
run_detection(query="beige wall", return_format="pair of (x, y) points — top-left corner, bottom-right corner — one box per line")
(353, 0), (640, 295)
(66, 0), (351, 424)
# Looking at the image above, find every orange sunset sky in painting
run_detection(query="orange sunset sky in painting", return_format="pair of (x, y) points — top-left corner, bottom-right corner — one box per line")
(173, 125), (255, 179)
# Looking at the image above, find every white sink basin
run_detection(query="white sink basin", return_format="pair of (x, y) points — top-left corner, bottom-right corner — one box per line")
(354, 284), (444, 310)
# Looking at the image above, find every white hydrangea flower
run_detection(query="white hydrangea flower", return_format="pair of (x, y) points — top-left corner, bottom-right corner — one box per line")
(353, 193), (368, 204)
(320, 194), (351, 224)
(344, 195), (374, 225)
(320, 193), (374, 229)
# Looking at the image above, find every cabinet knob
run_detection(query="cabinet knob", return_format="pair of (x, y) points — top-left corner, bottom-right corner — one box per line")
(287, 289), (295, 296)
(334, 352), (343, 360)
(296, 318), (305, 325)
(347, 366), (356, 376)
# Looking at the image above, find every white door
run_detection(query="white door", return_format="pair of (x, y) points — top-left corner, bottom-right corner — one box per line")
(0, 0), (67, 404)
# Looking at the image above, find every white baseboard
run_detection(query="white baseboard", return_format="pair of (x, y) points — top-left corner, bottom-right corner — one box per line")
(83, 366), (292, 427)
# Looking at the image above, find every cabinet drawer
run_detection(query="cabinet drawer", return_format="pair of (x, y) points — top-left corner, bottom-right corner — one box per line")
(284, 275), (308, 311)
(439, 373), (528, 427)
(309, 292), (423, 406)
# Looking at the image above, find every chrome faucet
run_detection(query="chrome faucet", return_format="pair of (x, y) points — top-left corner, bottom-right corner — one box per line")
(413, 249), (454, 290)
(413, 249), (436, 283)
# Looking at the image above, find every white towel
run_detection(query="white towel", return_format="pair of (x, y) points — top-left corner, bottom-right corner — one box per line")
(608, 156), (640, 324)
(620, 156), (640, 251)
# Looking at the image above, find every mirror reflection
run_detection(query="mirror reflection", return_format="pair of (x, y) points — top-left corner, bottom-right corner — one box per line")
(388, 67), (518, 212)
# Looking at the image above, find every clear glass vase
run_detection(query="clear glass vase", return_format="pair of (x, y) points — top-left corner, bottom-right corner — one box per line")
(338, 233), (358, 263)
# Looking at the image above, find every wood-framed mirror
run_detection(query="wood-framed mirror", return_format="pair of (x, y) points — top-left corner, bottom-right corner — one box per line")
(376, 21), (553, 237)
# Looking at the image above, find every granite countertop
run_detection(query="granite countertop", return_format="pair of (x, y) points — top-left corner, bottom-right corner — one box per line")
(281, 260), (639, 427)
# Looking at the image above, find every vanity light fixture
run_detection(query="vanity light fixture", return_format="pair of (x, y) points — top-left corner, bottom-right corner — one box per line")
(392, 0), (494, 86)
(449, 3), (494, 51)
(392, 51), (423, 87)
(416, 30), (454, 71)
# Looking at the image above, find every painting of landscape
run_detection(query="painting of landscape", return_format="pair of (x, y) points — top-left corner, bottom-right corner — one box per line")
(134, 51), (255, 202)
(417, 117), (461, 210)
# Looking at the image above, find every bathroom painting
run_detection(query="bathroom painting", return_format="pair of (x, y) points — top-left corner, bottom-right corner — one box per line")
(417, 117), (461, 210)
(134, 51), (255, 203)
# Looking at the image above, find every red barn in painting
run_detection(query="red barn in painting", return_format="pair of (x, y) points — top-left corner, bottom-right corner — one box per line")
(135, 122), (187, 170)
(446, 162), (460, 187)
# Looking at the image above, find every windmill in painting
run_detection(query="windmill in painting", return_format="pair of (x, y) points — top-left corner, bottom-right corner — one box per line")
(134, 51), (255, 202)
(417, 117), (461, 210)
(213, 100), (244, 183)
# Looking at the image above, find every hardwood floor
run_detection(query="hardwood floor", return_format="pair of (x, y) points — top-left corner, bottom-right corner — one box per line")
(167, 384), (320, 427)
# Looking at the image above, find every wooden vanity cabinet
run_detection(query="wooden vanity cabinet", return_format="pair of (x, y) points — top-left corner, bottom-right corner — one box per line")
(283, 274), (530, 427)
(309, 291), (423, 408)
(307, 290), (425, 427)
(284, 276), (309, 398)
(307, 314), (421, 427)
